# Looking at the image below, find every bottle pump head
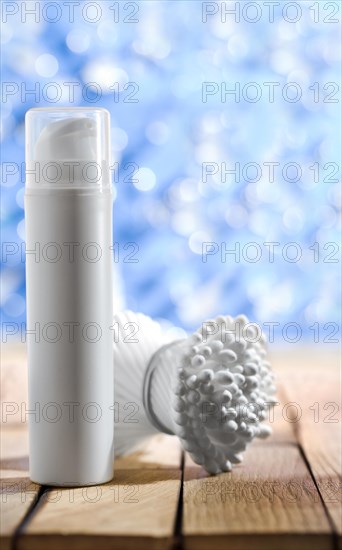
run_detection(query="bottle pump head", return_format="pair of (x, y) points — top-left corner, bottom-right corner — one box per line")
(25, 108), (111, 190)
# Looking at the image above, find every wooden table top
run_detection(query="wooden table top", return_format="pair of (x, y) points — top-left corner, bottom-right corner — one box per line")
(1, 345), (341, 550)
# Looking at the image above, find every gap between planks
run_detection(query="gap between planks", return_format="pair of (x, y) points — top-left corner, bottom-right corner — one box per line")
(276, 349), (342, 549)
(182, 348), (341, 550)
(182, 430), (334, 550)
(5, 433), (183, 550)
(1, 345), (341, 550)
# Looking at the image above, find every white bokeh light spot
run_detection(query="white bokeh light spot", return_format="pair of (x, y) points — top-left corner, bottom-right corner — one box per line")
(66, 30), (90, 54)
(35, 54), (59, 77)
(146, 121), (169, 145)
(134, 167), (157, 192)
(111, 127), (128, 152)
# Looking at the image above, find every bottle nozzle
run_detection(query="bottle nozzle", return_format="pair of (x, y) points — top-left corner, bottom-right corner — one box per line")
(25, 108), (111, 190)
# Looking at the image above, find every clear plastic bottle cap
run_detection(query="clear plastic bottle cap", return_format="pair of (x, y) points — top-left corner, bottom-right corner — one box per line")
(25, 108), (111, 190)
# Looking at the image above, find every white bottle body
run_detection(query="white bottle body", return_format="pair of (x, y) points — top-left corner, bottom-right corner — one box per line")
(25, 189), (114, 485)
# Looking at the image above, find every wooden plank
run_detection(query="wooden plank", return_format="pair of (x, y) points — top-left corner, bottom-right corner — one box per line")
(16, 436), (182, 550)
(0, 425), (40, 550)
(1, 345), (35, 549)
(1, 344), (340, 550)
(114, 434), (182, 470)
(18, 470), (181, 550)
(183, 443), (333, 550)
(274, 348), (342, 545)
(0, 344), (28, 425)
(298, 422), (342, 549)
(1, 345), (182, 549)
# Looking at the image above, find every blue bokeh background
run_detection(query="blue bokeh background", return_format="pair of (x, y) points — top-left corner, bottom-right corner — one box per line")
(1, 0), (341, 343)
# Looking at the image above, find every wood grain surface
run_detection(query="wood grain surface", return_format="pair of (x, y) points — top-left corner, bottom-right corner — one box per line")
(275, 348), (342, 545)
(0, 344), (341, 550)
(0, 426), (40, 550)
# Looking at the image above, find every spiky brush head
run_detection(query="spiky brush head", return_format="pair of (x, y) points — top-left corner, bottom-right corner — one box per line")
(171, 314), (276, 474)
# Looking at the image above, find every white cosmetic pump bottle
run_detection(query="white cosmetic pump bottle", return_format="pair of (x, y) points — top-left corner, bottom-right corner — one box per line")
(25, 108), (114, 486)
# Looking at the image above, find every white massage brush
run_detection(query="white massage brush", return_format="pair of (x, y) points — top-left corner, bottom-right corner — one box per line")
(114, 311), (276, 474)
